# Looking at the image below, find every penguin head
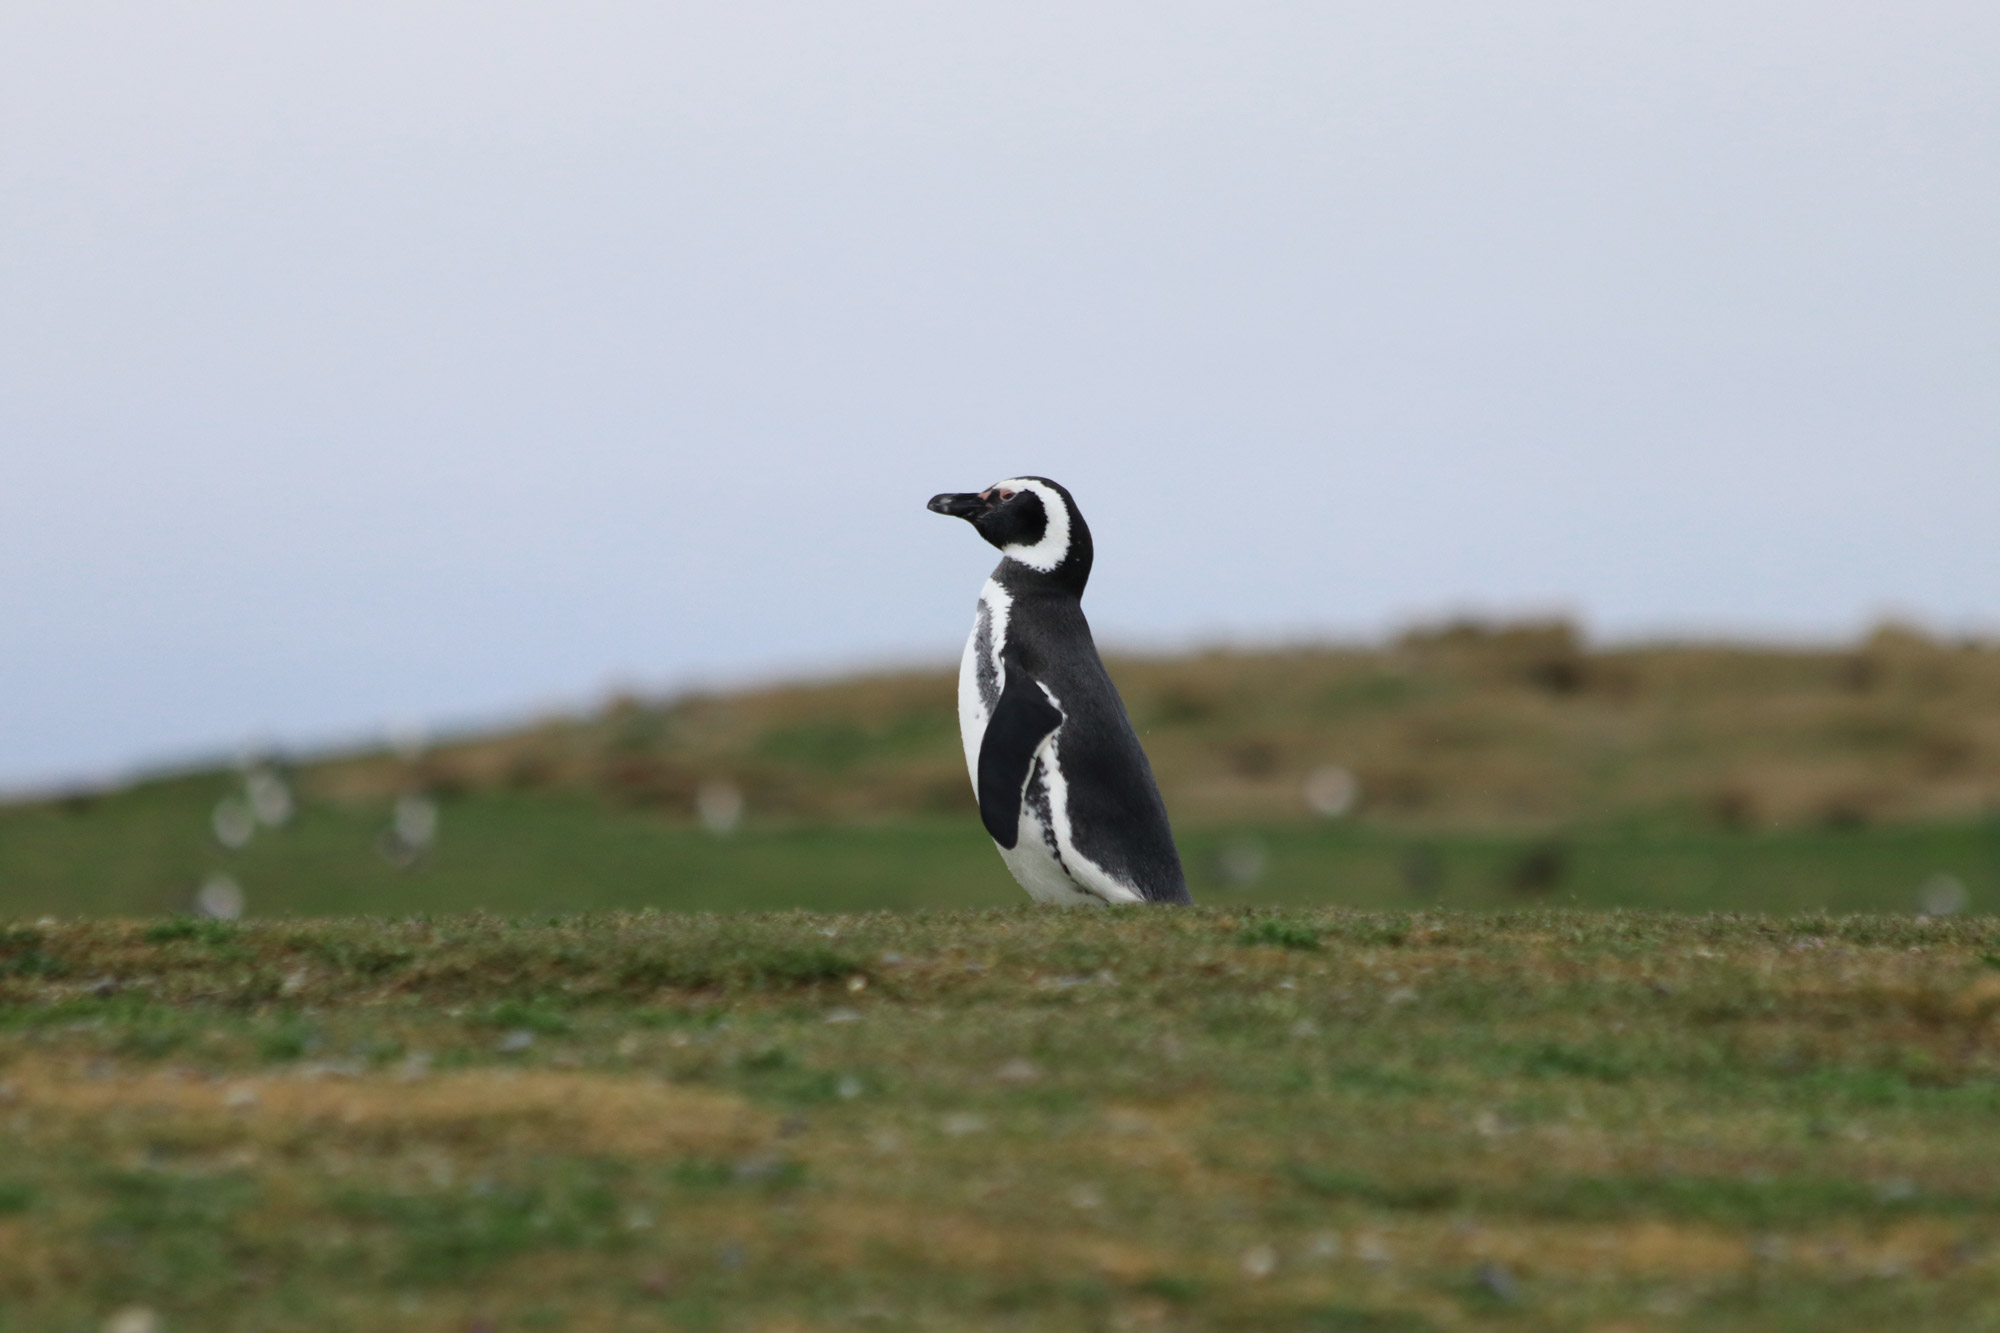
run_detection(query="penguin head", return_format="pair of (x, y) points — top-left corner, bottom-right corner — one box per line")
(927, 476), (1093, 588)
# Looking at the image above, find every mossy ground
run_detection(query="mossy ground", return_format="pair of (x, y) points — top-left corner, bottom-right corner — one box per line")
(7, 909), (2000, 1330)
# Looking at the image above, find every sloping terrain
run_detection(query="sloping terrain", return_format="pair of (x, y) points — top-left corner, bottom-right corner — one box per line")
(297, 622), (2000, 831)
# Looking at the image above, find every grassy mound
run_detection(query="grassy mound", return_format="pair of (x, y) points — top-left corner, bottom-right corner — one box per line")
(277, 622), (2000, 831)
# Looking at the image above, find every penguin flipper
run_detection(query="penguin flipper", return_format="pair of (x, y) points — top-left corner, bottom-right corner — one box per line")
(977, 676), (1063, 849)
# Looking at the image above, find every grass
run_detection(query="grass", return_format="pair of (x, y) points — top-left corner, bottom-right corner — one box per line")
(0, 783), (1020, 917)
(7, 781), (2000, 920)
(7, 908), (2000, 1329)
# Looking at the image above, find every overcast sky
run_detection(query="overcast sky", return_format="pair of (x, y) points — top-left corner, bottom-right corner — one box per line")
(3, 1), (1996, 790)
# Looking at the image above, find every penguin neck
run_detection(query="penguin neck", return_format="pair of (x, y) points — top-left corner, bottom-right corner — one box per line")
(993, 554), (1088, 602)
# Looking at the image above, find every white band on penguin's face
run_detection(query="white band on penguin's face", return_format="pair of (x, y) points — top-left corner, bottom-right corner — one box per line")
(995, 477), (1071, 572)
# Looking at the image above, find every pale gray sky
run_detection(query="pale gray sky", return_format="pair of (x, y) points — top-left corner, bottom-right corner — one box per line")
(3, 1), (1996, 789)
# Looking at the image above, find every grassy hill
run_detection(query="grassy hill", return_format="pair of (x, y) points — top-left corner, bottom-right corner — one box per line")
(7, 623), (2000, 918)
(5, 908), (2000, 1330)
(303, 621), (2000, 832)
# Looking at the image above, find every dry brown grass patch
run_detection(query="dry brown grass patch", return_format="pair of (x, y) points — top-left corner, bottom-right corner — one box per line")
(8, 1060), (770, 1159)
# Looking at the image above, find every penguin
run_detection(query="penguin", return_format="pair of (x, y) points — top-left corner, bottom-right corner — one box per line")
(927, 477), (1192, 905)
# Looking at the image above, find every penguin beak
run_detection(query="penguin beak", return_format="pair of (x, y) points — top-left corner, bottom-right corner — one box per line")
(927, 492), (987, 519)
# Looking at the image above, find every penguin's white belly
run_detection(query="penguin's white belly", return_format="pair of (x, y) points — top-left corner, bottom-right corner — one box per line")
(955, 587), (998, 784)
(957, 583), (1142, 907)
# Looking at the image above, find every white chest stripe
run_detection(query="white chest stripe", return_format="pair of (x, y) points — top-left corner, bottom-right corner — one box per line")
(985, 581), (1010, 703)
(957, 580), (1011, 795)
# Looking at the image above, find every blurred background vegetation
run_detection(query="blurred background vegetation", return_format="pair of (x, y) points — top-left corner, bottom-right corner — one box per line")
(8, 620), (2000, 919)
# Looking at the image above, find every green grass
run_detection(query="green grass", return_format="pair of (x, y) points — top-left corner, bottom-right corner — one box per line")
(0, 784), (1014, 917)
(6, 909), (2000, 1329)
(7, 779), (2000, 920)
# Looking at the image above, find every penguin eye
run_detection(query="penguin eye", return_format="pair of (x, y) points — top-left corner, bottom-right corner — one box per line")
(995, 489), (1016, 502)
